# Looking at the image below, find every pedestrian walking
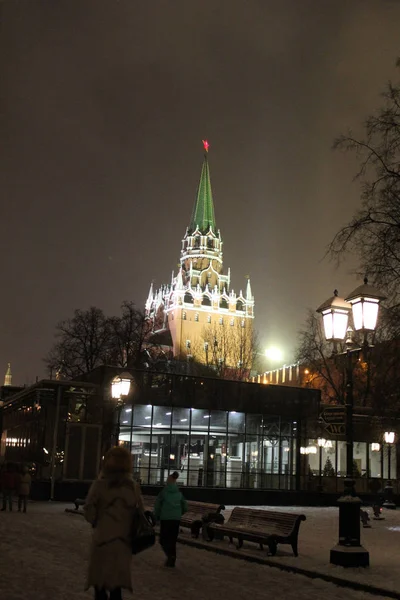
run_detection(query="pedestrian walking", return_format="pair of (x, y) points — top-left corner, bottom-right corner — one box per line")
(1, 463), (16, 512)
(155, 471), (188, 567)
(84, 446), (144, 600)
(18, 466), (31, 513)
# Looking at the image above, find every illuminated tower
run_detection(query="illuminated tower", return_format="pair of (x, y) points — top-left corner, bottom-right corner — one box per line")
(146, 142), (254, 369)
(4, 363), (12, 386)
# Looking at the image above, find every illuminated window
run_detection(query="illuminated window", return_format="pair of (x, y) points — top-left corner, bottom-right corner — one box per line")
(182, 312), (186, 320)
(219, 317), (223, 325)
(241, 319), (245, 328)
(230, 318), (234, 326)
(207, 315), (211, 323)
(195, 313), (199, 322)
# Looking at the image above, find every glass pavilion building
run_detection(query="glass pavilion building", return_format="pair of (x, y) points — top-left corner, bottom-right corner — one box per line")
(1, 367), (398, 497)
(108, 369), (320, 491)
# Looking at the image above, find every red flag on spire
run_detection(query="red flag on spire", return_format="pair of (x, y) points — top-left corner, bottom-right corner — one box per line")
(202, 140), (209, 153)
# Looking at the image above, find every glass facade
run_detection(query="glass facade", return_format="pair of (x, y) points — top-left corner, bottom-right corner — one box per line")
(118, 405), (297, 489)
(304, 439), (397, 493)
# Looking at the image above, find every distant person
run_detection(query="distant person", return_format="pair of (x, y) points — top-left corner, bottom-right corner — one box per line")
(84, 446), (144, 600)
(1, 463), (16, 512)
(154, 471), (188, 567)
(18, 466), (32, 513)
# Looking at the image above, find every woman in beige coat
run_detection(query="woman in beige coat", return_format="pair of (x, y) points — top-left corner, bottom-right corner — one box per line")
(84, 447), (144, 600)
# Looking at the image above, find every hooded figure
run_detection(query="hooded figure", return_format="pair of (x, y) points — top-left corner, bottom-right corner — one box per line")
(84, 447), (144, 600)
(154, 471), (188, 567)
(18, 466), (32, 513)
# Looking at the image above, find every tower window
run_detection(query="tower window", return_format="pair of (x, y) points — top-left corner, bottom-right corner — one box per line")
(207, 315), (211, 323)
(184, 292), (194, 304)
(207, 238), (213, 249)
(230, 318), (234, 326)
(195, 236), (200, 248)
(183, 312), (187, 320)
(241, 319), (245, 328)
(219, 317), (223, 325)
(195, 313), (199, 322)
(186, 340), (191, 349)
(203, 294), (211, 306)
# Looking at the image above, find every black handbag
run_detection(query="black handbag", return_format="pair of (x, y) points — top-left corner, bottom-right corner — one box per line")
(131, 508), (156, 555)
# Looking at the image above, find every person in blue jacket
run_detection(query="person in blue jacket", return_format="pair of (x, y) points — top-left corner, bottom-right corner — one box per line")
(154, 471), (188, 567)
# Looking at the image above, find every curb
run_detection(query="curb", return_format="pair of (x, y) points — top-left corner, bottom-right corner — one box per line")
(177, 536), (399, 599)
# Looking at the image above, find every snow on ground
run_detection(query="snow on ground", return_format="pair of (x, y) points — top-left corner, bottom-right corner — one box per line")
(0, 502), (391, 600)
(219, 505), (400, 594)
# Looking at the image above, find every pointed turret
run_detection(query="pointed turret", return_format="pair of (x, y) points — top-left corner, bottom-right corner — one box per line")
(176, 270), (184, 290)
(4, 363), (12, 386)
(145, 282), (154, 311)
(189, 141), (216, 234)
(246, 278), (253, 301)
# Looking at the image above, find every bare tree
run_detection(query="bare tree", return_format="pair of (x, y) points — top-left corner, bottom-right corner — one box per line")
(295, 310), (347, 405)
(192, 320), (258, 381)
(45, 307), (110, 379)
(323, 59), (400, 412)
(295, 309), (400, 411)
(45, 302), (158, 379)
(107, 301), (153, 368)
(329, 60), (400, 303)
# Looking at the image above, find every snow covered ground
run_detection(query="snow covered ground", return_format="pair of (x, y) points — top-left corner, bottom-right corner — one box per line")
(219, 505), (400, 594)
(0, 502), (396, 600)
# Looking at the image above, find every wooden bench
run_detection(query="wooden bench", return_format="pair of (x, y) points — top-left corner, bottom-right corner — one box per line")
(205, 507), (306, 556)
(143, 496), (225, 538)
(65, 495), (158, 521)
(181, 501), (225, 538)
(65, 495), (225, 540)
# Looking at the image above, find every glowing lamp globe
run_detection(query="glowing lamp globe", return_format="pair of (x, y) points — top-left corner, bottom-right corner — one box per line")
(384, 431), (395, 444)
(345, 278), (386, 333)
(316, 290), (351, 342)
(111, 377), (131, 399)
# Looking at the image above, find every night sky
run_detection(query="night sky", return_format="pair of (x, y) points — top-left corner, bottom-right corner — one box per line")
(1, 1), (400, 384)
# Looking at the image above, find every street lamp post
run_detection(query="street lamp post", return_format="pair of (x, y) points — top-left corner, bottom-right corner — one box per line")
(317, 438), (325, 491)
(317, 278), (385, 568)
(383, 431), (396, 509)
(111, 376), (131, 446)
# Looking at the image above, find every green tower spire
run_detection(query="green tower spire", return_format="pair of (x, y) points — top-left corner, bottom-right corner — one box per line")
(189, 141), (217, 234)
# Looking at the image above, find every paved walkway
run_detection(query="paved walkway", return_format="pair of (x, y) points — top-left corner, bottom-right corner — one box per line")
(0, 503), (392, 600)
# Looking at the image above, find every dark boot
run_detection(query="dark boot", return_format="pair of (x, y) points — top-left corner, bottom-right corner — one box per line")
(165, 556), (176, 568)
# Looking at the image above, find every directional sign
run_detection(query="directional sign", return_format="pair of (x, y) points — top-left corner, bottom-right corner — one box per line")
(325, 423), (345, 435)
(320, 406), (345, 425)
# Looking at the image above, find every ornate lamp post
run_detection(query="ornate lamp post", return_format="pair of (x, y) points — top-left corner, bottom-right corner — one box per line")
(317, 437), (326, 491)
(317, 279), (385, 567)
(383, 431), (396, 509)
(111, 376), (131, 446)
